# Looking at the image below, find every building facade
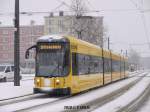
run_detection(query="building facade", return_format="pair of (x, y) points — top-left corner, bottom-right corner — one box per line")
(0, 25), (44, 65)
(45, 15), (103, 46)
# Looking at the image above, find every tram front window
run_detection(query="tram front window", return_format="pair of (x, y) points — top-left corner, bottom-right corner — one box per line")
(37, 50), (69, 77)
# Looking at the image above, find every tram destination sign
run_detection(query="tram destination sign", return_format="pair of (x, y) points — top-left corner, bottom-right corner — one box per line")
(39, 44), (62, 50)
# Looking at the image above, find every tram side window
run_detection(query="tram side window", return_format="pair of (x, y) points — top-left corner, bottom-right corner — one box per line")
(112, 60), (120, 72)
(72, 53), (103, 75)
(78, 54), (103, 75)
(125, 62), (128, 71)
(89, 56), (95, 73)
(90, 56), (103, 73)
(84, 55), (90, 74)
(121, 61), (125, 72)
(93, 57), (102, 73)
(78, 54), (90, 75)
(98, 57), (103, 73)
(104, 58), (111, 73)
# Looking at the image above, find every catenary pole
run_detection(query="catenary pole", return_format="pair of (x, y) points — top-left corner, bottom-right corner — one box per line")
(14, 0), (20, 86)
(108, 37), (110, 50)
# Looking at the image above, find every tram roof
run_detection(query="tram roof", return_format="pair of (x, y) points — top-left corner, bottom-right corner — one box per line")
(37, 34), (67, 42)
(37, 35), (127, 60)
(66, 35), (128, 60)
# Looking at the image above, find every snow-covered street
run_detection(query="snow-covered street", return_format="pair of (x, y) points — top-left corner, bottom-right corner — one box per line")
(0, 80), (33, 100)
(0, 71), (150, 112)
(136, 95), (150, 112)
(1, 0), (150, 111)
(0, 74), (34, 100)
(93, 73), (150, 112)
(0, 71), (139, 100)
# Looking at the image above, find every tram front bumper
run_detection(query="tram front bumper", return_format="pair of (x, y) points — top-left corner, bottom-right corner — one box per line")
(33, 87), (70, 95)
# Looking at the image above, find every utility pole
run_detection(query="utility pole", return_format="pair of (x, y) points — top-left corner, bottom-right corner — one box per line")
(108, 37), (110, 50)
(110, 50), (112, 82)
(14, 0), (20, 86)
(125, 50), (128, 57)
(120, 49), (123, 78)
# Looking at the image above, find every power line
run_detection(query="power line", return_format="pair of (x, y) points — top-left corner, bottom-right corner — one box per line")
(130, 42), (150, 46)
(1, 6), (150, 17)
(51, 2), (66, 12)
(1, 8), (150, 16)
(129, 0), (141, 10)
(143, 9), (150, 12)
(86, 0), (95, 10)
(141, 14), (150, 46)
(129, 0), (150, 49)
(56, 0), (70, 8)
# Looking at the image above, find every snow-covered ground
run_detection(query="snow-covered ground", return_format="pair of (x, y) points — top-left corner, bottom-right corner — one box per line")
(0, 80), (34, 100)
(21, 73), (34, 80)
(93, 73), (150, 112)
(0, 96), (59, 112)
(136, 96), (150, 112)
(0, 73), (35, 100)
(0, 71), (140, 101)
(136, 74), (150, 112)
(23, 72), (147, 112)
(128, 70), (144, 77)
(0, 71), (148, 112)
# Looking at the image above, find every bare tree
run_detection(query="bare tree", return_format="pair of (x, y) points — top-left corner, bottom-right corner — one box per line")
(46, 0), (104, 47)
(70, 0), (87, 17)
(69, 0), (88, 39)
(89, 18), (104, 46)
(69, 0), (104, 47)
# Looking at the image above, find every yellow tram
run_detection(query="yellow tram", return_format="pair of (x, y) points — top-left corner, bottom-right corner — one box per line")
(25, 35), (128, 95)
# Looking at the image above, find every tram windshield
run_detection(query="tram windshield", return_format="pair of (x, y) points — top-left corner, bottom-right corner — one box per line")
(36, 44), (70, 77)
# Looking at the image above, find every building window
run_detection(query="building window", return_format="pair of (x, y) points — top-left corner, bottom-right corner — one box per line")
(20, 29), (25, 34)
(2, 46), (8, 50)
(2, 30), (9, 35)
(2, 38), (8, 43)
(3, 54), (9, 59)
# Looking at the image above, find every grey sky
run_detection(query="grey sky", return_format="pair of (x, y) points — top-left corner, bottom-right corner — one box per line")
(0, 0), (150, 57)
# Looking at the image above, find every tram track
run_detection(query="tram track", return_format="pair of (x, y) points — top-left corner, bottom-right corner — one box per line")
(0, 94), (69, 112)
(0, 72), (146, 112)
(128, 71), (144, 78)
(13, 72), (147, 112)
(78, 72), (148, 112)
(90, 72), (150, 112)
(0, 94), (45, 106)
(116, 77), (150, 112)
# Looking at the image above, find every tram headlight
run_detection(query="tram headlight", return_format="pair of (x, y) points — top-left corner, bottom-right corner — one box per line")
(36, 79), (40, 83)
(35, 78), (40, 85)
(56, 79), (60, 85)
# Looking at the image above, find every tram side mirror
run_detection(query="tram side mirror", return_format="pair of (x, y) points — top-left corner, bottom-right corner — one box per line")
(25, 45), (37, 59)
(25, 50), (29, 59)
